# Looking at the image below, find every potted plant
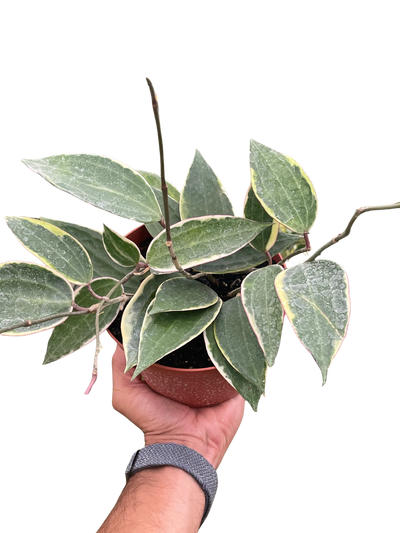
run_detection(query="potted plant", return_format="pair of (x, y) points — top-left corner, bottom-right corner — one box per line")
(1, 79), (398, 411)
(107, 220), (282, 407)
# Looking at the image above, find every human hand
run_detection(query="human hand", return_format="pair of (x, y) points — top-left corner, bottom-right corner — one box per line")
(112, 345), (245, 468)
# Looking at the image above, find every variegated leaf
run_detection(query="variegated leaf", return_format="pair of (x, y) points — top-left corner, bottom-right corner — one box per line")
(269, 227), (306, 259)
(145, 187), (181, 238)
(138, 170), (181, 202)
(102, 225), (140, 267)
(243, 185), (279, 252)
(194, 245), (267, 274)
(149, 278), (219, 314)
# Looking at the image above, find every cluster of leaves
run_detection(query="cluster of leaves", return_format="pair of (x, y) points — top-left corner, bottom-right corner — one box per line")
(0, 141), (351, 410)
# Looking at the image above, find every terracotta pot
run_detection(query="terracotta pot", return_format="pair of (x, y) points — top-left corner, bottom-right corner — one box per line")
(108, 224), (283, 408)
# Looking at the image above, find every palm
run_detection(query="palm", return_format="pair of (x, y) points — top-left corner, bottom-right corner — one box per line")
(112, 346), (245, 468)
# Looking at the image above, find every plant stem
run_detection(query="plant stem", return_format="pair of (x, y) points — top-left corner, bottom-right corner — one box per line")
(0, 295), (129, 335)
(146, 78), (191, 279)
(306, 201), (400, 262)
(84, 261), (149, 394)
(278, 200), (400, 265)
(265, 250), (273, 266)
(304, 232), (311, 249)
(278, 231), (314, 265)
(87, 283), (109, 301)
(143, 74), (170, 220)
(226, 287), (241, 298)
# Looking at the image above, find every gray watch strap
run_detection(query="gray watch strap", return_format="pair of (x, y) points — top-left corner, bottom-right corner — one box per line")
(125, 442), (218, 525)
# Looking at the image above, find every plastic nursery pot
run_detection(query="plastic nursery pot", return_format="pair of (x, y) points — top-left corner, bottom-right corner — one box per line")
(107, 224), (238, 408)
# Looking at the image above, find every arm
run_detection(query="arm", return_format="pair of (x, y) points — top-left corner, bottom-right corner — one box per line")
(97, 346), (245, 532)
(98, 466), (205, 533)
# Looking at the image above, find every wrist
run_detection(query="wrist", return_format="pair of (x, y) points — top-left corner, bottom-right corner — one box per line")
(126, 442), (218, 526)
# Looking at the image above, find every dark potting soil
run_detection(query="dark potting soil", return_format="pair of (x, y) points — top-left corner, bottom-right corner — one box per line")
(108, 228), (265, 369)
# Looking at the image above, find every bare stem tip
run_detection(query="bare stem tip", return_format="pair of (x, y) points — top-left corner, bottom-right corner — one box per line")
(84, 373), (97, 395)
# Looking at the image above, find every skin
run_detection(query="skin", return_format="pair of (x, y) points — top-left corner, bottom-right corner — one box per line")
(111, 345), (245, 468)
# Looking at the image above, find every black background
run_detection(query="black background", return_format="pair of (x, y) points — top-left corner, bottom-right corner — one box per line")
(8, 58), (400, 533)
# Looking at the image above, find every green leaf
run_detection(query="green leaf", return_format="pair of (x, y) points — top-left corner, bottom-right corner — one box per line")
(243, 186), (279, 252)
(241, 266), (284, 366)
(180, 150), (234, 220)
(138, 170), (181, 202)
(194, 245), (267, 274)
(41, 218), (146, 294)
(213, 297), (266, 391)
(274, 260), (350, 384)
(102, 225), (140, 267)
(23, 155), (162, 223)
(250, 140), (317, 233)
(44, 277), (123, 363)
(204, 325), (262, 412)
(6, 217), (93, 285)
(133, 299), (222, 378)
(0, 262), (73, 335)
(147, 216), (269, 274)
(121, 273), (181, 370)
(149, 278), (219, 314)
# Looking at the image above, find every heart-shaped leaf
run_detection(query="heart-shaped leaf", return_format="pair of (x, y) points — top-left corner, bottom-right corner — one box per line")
(133, 299), (222, 378)
(44, 277), (123, 363)
(147, 216), (269, 274)
(6, 217), (93, 285)
(0, 262), (73, 335)
(250, 140), (317, 233)
(213, 297), (266, 392)
(180, 150), (234, 220)
(23, 155), (162, 223)
(102, 225), (140, 267)
(149, 278), (219, 314)
(241, 266), (284, 366)
(274, 260), (350, 384)
(204, 325), (263, 412)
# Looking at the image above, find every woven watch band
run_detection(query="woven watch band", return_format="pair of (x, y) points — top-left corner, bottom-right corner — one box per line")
(125, 442), (218, 525)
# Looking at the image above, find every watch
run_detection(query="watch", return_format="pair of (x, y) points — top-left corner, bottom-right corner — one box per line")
(125, 442), (218, 525)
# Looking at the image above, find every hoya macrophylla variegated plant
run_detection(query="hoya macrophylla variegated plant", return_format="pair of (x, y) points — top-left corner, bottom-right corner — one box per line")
(1, 79), (398, 410)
